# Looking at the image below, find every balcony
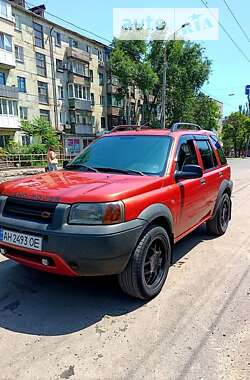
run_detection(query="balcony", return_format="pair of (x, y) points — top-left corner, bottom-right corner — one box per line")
(107, 106), (122, 117)
(0, 49), (15, 68)
(68, 73), (91, 87)
(107, 84), (119, 94)
(68, 99), (92, 111)
(0, 84), (19, 99)
(66, 47), (91, 63)
(75, 124), (94, 135)
(0, 115), (19, 130)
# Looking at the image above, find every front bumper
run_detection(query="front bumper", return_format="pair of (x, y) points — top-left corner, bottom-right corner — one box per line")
(0, 196), (146, 276)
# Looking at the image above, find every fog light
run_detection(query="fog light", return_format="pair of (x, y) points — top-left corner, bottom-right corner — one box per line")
(0, 248), (6, 255)
(42, 258), (49, 266)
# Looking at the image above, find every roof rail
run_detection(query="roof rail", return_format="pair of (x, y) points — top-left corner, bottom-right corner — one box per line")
(170, 122), (202, 132)
(110, 124), (151, 133)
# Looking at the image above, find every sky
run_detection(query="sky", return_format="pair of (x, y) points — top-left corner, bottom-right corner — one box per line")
(30, 0), (250, 116)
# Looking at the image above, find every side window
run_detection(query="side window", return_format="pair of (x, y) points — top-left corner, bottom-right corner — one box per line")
(196, 140), (217, 170)
(210, 135), (227, 165)
(176, 139), (198, 171)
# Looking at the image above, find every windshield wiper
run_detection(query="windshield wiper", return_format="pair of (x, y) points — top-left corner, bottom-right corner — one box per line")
(94, 167), (145, 176)
(65, 163), (99, 173)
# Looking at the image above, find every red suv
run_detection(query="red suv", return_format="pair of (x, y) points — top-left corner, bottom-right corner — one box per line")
(0, 123), (232, 300)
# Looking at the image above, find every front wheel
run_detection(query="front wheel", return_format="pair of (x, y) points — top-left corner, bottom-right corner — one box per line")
(118, 225), (171, 300)
(206, 193), (231, 236)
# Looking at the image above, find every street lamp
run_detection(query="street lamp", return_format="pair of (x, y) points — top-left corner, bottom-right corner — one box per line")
(161, 22), (191, 128)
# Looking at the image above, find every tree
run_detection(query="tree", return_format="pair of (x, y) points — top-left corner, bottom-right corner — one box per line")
(222, 113), (250, 157)
(109, 39), (220, 129)
(21, 118), (60, 151)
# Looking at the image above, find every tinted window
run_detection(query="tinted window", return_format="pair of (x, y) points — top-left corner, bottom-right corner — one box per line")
(177, 139), (198, 171)
(71, 135), (172, 176)
(210, 135), (227, 165)
(196, 140), (216, 170)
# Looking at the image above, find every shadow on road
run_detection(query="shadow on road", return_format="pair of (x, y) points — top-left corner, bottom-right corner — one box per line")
(0, 225), (216, 337)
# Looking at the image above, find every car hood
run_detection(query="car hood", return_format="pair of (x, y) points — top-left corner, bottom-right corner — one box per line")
(0, 170), (164, 203)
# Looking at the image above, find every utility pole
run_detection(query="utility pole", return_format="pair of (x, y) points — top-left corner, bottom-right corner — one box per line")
(161, 23), (190, 128)
(161, 45), (167, 128)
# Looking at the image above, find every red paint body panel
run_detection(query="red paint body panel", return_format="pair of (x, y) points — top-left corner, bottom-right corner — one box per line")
(0, 128), (231, 272)
(0, 242), (77, 276)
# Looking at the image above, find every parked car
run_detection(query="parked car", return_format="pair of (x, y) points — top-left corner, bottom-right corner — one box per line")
(0, 123), (232, 300)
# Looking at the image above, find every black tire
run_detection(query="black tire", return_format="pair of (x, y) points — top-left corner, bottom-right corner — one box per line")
(118, 225), (171, 300)
(206, 193), (231, 236)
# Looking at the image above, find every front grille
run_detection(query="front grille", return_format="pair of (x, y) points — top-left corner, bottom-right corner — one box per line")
(3, 198), (57, 223)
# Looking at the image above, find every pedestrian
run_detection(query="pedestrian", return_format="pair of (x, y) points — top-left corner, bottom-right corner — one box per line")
(47, 146), (58, 171)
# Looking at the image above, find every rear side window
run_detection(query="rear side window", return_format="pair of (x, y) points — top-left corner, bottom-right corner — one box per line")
(196, 140), (217, 170)
(210, 135), (227, 165)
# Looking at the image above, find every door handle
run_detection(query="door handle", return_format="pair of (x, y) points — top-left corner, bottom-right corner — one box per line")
(219, 171), (223, 177)
(200, 178), (206, 185)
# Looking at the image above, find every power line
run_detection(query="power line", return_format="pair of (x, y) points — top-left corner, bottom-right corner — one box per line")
(24, 1), (112, 45)
(222, 0), (250, 44)
(200, 0), (250, 63)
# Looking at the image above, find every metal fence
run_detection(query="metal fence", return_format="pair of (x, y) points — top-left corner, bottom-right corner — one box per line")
(0, 153), (76, 170)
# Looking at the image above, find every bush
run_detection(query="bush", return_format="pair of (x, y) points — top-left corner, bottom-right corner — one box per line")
(27, 144), (47, 154)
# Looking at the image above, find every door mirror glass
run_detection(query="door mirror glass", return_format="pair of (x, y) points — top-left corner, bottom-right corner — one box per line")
(175, 164), (203, 181)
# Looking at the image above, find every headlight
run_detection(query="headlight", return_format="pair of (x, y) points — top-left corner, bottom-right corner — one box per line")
(68, 202), (125, 225)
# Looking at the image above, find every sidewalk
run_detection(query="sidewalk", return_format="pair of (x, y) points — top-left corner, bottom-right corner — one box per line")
(0, 167), (45, 183)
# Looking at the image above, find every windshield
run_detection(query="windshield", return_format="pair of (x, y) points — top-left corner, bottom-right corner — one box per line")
(68, 135), (172, 176)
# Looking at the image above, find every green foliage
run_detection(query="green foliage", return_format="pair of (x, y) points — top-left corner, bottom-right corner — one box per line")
(222, 113), (250, 157)
(21, 118), (60, 150)
(26, 144), (47, 154)
(109, 39), (220, 128)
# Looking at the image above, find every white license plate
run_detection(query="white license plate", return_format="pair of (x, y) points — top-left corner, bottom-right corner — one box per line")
(0, 228), (42, 251)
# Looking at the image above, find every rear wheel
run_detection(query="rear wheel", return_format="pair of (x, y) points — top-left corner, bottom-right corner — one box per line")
(118, 225), (171, 300)
(206, 193), (231, 236)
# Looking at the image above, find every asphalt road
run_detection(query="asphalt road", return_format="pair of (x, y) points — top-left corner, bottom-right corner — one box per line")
(0, 159), (249, 380)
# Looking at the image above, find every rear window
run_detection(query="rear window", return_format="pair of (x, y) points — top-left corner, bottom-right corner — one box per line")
(210, 135), (227, 165)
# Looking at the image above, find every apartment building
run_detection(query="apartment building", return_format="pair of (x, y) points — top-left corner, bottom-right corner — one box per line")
(0, 0), (108, 154)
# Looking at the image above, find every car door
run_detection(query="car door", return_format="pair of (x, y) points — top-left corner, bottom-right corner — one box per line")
(194, 137), (221, 217)
(175, 136), (209, 238)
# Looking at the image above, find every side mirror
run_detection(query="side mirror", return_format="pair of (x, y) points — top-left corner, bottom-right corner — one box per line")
(175, 165), (203, 181)
(63, 160), (69, 169)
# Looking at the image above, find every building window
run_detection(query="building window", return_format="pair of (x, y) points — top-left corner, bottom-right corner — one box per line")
(59, 110), (66, 124)
(0, 32), (12, 52)
(91, 93), (95, 106)
(68, 59), (89, 76)
(86, 45), (91, 53)
(22, 135), (31, 146)
(101, 117), (106, 129)
(36, 52), (46, 77)
(99, 72), (104, 86)
(0, 0), (7, 18)
(40, 109), (50, 121)
(0, 72), (5, 85)
(69, 38), (78, 48)
(15, 45), (24, 63)
(58, 85), (64, 99)
(56, 59), (64, 72)
(13, 14), (22, 31)
(90, 70), (93, 82)
(68, 83), (90, 100)
(33, 22), (44, 48)
(0, 98), (18, 116)
(17, 76), (26, 93)
(55, 31), (61, 47)
(0, 135), (10, 148)
(98, 50), (103, 61)
(19, 106), (28, 120)
(100, 95), (104, 106)
(38, 81), (49, 104)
